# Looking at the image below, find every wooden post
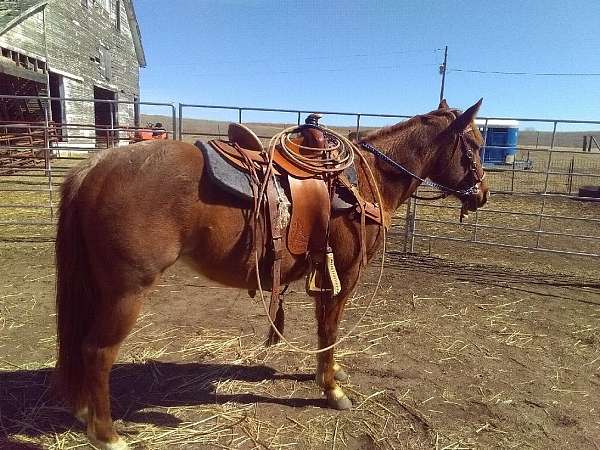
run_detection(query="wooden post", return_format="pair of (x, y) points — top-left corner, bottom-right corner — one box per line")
(583, 135), (588, 152)
(567, 156), (574, 195)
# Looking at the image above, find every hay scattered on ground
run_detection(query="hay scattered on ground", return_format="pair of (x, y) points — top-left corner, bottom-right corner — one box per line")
(1, 271), (435, 450)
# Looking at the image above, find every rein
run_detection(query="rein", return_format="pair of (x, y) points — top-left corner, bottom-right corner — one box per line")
(359, 127), (485, 200)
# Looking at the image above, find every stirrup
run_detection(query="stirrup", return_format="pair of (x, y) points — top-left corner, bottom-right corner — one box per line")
(305, 249), (341, 297)
(325, 250), (341, 296)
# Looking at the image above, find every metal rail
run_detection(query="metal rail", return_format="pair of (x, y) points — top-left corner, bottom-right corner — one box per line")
(411, 234), (600, 259)
(1, 97), (599, 259)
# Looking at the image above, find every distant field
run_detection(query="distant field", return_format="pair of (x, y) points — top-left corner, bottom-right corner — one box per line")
(141, 114), (599, 151)
(519, 130), (597, 149)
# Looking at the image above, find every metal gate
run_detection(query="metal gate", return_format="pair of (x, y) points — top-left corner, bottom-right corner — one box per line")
(2, 96), (599, 258)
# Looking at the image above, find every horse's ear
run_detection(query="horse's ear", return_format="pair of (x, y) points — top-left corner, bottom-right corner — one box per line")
(452, 98), (483, 130)
(438, 99), (449, 110)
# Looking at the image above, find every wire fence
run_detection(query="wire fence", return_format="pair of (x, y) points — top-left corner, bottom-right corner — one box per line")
(1, 96), (599, 258)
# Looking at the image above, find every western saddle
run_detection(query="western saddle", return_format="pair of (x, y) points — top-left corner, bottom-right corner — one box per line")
(201, 114), (382, 344)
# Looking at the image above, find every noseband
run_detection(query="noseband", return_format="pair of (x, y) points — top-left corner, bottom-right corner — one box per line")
(359, 126), (486, 199)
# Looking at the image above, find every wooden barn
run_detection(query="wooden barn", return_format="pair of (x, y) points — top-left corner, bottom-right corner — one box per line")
(0, 0), (146, 146)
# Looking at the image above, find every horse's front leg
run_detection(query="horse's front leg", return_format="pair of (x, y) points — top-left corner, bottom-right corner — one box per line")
(333, 360), (349, 382)
(314, 291), (352, 410)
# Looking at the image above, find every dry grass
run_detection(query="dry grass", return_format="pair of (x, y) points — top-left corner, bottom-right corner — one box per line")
(1, 258), (433, 449)
(2, 240), (600, 449)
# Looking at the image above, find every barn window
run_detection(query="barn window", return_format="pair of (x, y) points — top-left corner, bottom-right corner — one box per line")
(97, 46), (112, 81)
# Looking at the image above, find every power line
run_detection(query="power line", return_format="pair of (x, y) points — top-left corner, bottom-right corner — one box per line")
(158, 48), (443, 68)
(171, 63), (439, 78)
(449, 68), (600, 77)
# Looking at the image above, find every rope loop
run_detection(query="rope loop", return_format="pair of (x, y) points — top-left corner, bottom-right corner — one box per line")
(275, 125), (355, 176)
(253, 125), (387, 355)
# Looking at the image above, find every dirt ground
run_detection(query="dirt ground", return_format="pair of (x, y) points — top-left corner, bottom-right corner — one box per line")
(1, 238), (599, 450)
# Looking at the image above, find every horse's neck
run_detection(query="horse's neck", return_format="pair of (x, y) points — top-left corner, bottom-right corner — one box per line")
(355, 135), (435, 215)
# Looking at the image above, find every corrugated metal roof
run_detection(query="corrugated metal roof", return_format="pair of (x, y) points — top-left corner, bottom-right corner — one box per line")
(0, 3), (20, 32)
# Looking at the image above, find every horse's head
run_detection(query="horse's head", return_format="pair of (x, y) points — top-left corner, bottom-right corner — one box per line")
(430, 99), (490, 219)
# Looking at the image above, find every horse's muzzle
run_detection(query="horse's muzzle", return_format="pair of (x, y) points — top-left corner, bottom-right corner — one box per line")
(459, 183), (489, 221)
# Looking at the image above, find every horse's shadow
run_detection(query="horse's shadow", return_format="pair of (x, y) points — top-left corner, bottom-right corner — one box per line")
(0, 361), (320, 447)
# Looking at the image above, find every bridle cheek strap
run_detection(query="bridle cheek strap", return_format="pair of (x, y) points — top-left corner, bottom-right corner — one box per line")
(456, 127), (486, 198)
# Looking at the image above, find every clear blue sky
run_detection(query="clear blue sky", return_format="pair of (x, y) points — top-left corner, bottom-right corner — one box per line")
(135, 0), (600, 126)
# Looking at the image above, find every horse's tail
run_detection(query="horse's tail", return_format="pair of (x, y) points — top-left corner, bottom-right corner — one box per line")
(54, 158), (102, 407)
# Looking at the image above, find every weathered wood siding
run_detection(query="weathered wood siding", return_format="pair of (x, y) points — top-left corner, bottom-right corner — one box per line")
(0, 0), (142, 144)
(0, 9), (45, 59)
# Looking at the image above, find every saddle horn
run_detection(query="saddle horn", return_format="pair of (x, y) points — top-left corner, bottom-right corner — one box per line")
(305, 113), (323, 126)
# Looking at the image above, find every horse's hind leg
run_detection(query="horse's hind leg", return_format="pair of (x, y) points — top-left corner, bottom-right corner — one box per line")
(81, 290), (144, 450)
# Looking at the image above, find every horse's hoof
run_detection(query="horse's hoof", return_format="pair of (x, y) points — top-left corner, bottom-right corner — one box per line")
(326, 386), (353, 410)
(89, 435), (130, 450)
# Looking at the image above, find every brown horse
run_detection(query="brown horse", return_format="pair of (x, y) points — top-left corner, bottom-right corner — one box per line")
(54, 99), (489, 449)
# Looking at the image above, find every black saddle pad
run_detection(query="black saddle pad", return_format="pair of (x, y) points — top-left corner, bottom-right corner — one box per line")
(195, 140), (356, 210)
(196, 140), (254, 201)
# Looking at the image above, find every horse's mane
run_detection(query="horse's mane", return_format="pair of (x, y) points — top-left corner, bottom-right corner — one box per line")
(360, 108), (461, 142)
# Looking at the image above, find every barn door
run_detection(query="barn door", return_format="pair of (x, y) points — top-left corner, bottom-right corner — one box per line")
(93, 86), (117, 148)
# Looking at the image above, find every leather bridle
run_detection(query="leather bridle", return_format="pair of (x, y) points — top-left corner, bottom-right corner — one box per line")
(359, 125), (486, 200)
(454, 126), (486, 196)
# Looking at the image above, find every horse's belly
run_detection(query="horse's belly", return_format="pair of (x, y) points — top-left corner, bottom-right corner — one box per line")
(180, 253), (307, 290)
(179, 250), (256, 289)
(180, 219), (308, 290)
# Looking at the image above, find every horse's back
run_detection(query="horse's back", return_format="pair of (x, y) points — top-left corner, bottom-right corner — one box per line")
(74, 140), (203, 219)
(78, 140), (203, 192)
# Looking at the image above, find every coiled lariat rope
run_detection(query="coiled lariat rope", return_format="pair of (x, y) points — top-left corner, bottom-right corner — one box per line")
(278, 130), (354, 174)
(252, 125), (387, 355)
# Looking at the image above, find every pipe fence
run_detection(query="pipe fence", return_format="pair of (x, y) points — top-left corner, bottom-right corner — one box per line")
(1, 96), (599, 259)
(0, 95), (175, 241)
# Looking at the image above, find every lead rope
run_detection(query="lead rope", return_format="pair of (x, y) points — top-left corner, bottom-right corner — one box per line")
(253, 128), (386, 355)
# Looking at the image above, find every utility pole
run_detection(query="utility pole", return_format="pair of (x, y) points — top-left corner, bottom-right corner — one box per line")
(439, 45), (448, 102)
